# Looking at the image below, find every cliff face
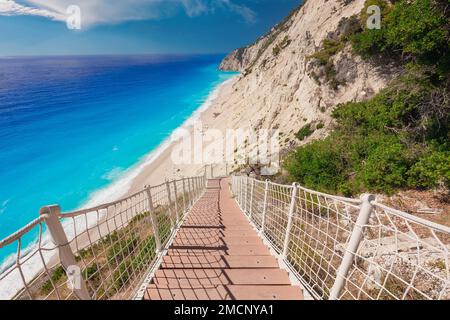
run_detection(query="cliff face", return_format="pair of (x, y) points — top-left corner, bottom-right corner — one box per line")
(218, 0), (400, 149)
(219, 46), (257, 72)
(219, 5), (301, 72)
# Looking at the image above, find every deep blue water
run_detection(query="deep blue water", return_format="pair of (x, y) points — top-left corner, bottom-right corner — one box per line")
(0, 55), (235, 263)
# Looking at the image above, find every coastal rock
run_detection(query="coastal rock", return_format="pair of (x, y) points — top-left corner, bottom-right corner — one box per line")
(218, 0), (399, 157)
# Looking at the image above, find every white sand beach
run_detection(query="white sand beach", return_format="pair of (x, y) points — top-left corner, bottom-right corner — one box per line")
(126, 76), (239, 195)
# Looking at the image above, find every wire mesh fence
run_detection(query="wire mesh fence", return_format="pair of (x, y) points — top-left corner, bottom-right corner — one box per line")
(231, 176), (450, 300)
(0, 176), (206, 300)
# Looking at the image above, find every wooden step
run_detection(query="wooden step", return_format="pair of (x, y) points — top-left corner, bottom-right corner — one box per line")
(153, 268), (291, 286)
(176, 229), (258, 238)
(161, 255), (279, 269)
(172, 236), (263, 247)
(145, 284), (303, 300)
(168, 244), (272, 256)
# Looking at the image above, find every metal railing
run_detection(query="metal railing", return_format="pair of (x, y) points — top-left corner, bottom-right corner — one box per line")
(231, 176), (450, 300)
(204, 163), (230, 180)
(0, 175), (206, 300)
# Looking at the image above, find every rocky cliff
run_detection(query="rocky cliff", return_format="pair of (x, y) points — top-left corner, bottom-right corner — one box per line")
(218, 0), (401, 150)
(219, 5), (302, 72)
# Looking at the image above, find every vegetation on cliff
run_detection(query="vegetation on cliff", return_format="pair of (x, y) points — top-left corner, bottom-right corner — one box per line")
(285, 0), (449, 196)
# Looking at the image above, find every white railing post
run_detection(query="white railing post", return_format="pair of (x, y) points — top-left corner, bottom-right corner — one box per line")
(196, 177), (200, 199)
(261, 180), (269, 234)
(236, 177), (239, 203)
(191, 177), (195, 203)
(188, 177), (193, 205)
(186, 178), (191, 205)
(165, 180), (175, 228)
(194, 177), (200, 200)
(282, 183), (298, 259)
(181, 178), (187, 214)
(194, 177), (198, 200)
(329, 194), (375, 300)
(243, 177), (247, 213)
(193, 178), (197, 201)
(192, 177), (196, 201)
(249, 178), (255, 219)
(240, 176), (244, 206)
(39, 205), (91, 300)
(232, 176), (236, 195)
(172, 180), (180, 223)
(210, 164), (214, 179)
(235, 177), (239, 201)
(244, 176), (249, 214)
(145, 188), (161, 252)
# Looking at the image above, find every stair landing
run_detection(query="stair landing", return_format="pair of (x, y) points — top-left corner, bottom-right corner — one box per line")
(144, 178), (303, 300)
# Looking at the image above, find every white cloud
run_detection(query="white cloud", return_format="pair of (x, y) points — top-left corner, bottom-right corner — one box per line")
(180, 0), (208, 16)
(0, 0), (65, 21)
(0, 0), (257, 28)
(217, 0), (256, 24)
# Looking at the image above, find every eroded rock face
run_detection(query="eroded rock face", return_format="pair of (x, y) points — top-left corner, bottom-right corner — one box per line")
(220, 47), (248, 72)
(217, 0), (400, 149)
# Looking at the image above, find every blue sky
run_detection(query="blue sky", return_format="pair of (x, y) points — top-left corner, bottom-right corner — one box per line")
(0, 0), (302, 56)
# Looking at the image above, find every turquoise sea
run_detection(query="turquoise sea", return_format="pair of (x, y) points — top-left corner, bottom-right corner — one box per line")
(0, 54), (236, 264)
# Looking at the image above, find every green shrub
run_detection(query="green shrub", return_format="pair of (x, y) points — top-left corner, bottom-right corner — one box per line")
(273, 36), (292, 56)
(157, 214), (172, 243)
(107, 236), (138, 264)
(350, 0), (393, 56)
(129, 211), (150, 226)
(285, 71), (448, 196)
(338, 15), (363, 41)
(273, 46), (281, 56)
(408, 151), (450, 189)
(83, 262), (99, 280)
(351, 0), (449, 74)
(322, 39), (344, 56)
(110, 235), (157, 291)
(309, 39), (344, 65)
(331, 74), (443, 141)
(295, 123), (314, 141)
(131, 236), (157, 272)
(41, 266), (65, 295)
(285, 138), (348, 193)
(358, 140), (413, 194)
(308, 38), (346, 89)
(102, 231), (119, 245)
(351, 27), (386, 57)
(385, 0), (448, 63)
(112, 260), (131, 290)
(76, 247), (93, 260)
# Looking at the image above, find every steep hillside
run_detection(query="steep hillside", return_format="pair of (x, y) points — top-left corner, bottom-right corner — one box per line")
(220, 4), (302, 72)
(218, 0), (449, 206)
(218, 0), (400, 152)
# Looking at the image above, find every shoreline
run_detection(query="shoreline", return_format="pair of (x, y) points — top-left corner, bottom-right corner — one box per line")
(127, 75), (238, 194)
(82, 75), (238, 208)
